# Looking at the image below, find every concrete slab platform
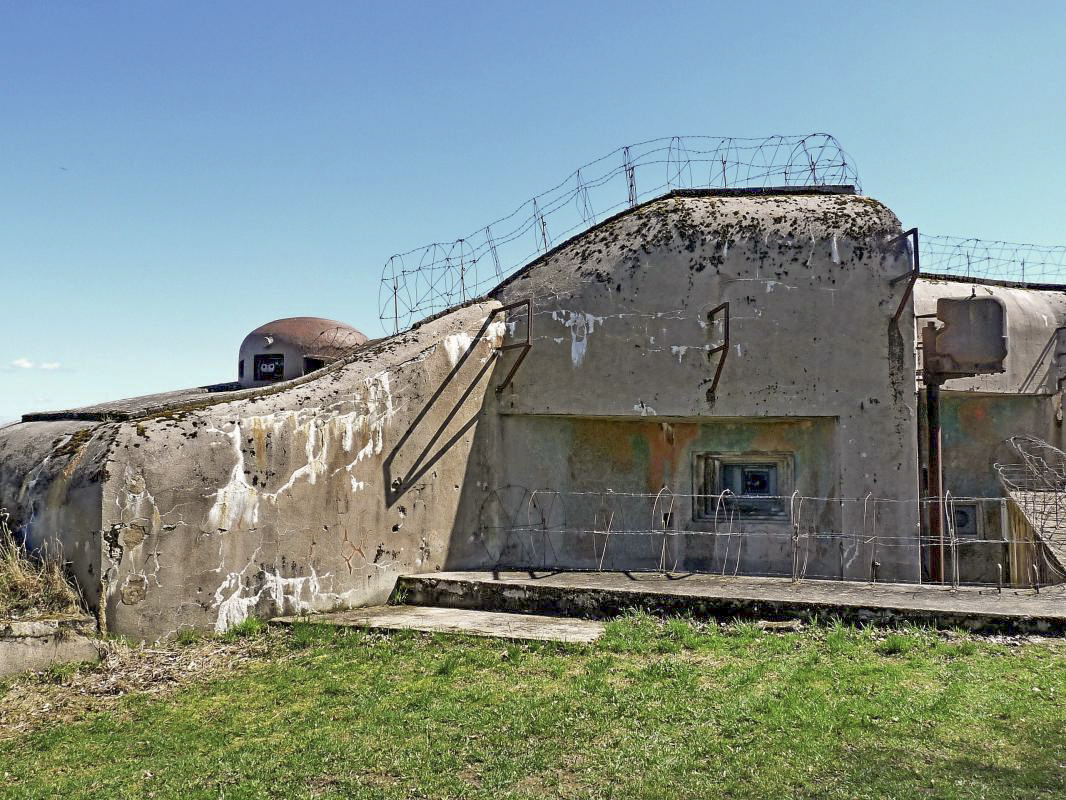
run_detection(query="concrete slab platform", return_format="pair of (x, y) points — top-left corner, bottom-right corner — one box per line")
(271, 604), (604, 643)
(397, 571), (1066, 635)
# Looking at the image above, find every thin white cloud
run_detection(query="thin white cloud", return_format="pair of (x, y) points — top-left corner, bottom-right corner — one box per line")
(11, 358), (34, 369)
(39, 362), (61, 370)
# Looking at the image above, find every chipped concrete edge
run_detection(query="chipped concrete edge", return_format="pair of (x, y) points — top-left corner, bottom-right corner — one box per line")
(0, 615), (102, 677)
(398, 576), (1066, 635)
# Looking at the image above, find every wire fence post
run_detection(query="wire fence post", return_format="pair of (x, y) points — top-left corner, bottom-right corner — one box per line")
(623, 146), (637, 208)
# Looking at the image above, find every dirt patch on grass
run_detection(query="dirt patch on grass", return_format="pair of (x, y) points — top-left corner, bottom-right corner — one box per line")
(0, 628), (287, 740)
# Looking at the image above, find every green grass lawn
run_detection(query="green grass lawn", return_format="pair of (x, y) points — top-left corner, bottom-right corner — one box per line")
(1, 615), (1064, 799)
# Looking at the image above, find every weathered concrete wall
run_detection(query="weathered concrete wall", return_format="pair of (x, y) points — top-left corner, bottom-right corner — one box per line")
(919, 391), (1062, 585)
(0, 420), (110, 610)
(449, 191), (922, 582)
(12, 191), (1023, 635)
(914, 279), (1066, 394)
(1, 302), (504, 639)
(937, 394), (1060, 498)
(449, 415), (846, 578)
(913, 279), (1066, 490)
(914, 279), (1066, 582)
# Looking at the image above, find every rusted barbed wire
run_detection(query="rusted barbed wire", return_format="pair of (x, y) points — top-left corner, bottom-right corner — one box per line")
(472, 486), (1066, 586)
(995, 435), (1066, 583)
(920, 235), (1066, 285)
(377, 136), (1066, 334)
(379, 133), (861, 332)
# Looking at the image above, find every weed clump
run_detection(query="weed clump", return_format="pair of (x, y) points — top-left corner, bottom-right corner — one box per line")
(221, 617), (267, 642)
(0, 508), (82, 620)
(175, 627), (203, 646)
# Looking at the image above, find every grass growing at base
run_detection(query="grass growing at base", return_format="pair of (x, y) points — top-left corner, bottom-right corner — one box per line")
(0, 508), (82, 620)
(0, 615), (1064, 800)
(219, 616), (267, 642)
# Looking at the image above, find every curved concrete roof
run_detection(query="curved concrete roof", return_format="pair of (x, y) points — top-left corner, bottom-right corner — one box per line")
(492, 188), (903, 299)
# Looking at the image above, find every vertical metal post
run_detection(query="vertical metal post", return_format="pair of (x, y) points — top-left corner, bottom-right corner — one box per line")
(485, 226), (501, 279)
(999, 498), (1009, 545)
(791, 525), (799, 583)
(624, 146), (637, 208)
(927, 378), (945, 584)
(458, 239), (466, 302)
(392, 276), (399, 334)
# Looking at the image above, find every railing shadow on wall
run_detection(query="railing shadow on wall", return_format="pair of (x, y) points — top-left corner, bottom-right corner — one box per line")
(383, 300), (531, 507)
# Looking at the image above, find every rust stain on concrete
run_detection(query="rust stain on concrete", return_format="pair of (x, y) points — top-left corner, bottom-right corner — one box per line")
(644, 422), (699, 492)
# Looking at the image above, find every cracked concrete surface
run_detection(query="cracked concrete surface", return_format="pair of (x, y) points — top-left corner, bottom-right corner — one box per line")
(272, 604), (605, 643)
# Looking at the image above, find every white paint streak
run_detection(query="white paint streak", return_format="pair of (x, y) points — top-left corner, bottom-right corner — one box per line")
(633, 400), (657, 416)
(551, 310), (605, 367)
(212, 565), (345, 632)
(205, 371), (395, 531)
(442, 332), (473, 366)
(206, 425), (259, 531)
(486, 318), (508, 346)
(730, 277), (794, 292)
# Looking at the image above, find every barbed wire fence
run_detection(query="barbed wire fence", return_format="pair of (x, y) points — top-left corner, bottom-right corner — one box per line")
(378, 133), (861, 333)
(995, 435), (1066, 585)
(470, 486), (1065, 589)
(919, 236), (1066, 285)
(304, 325), (368, 360)
(376, 134), (1066, 336)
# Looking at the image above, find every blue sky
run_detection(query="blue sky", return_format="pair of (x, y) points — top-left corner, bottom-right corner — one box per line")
(2, 1), (1065, 422)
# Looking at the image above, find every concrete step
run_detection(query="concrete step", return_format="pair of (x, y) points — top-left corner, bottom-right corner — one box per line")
(271, 604), (604, 644)
(396, 571), (1066, 635)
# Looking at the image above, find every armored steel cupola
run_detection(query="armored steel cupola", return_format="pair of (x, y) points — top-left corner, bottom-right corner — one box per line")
(237, 317), (368, 388)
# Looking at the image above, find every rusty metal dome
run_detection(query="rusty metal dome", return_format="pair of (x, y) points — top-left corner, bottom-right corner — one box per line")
(241, 317), (368, 359)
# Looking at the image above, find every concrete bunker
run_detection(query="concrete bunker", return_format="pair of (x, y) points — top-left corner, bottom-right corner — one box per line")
(4, 169), (1066, 638)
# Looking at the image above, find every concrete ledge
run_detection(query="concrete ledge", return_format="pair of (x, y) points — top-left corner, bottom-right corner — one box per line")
(397, 571), (1066, 635)
(0, 616), (101, 677)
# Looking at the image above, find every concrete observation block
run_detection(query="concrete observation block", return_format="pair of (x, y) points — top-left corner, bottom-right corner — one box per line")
(2, 186), (1065, 639)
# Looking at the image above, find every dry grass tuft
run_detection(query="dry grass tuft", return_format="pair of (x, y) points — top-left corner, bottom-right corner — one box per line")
(0, 508), (83, 620)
